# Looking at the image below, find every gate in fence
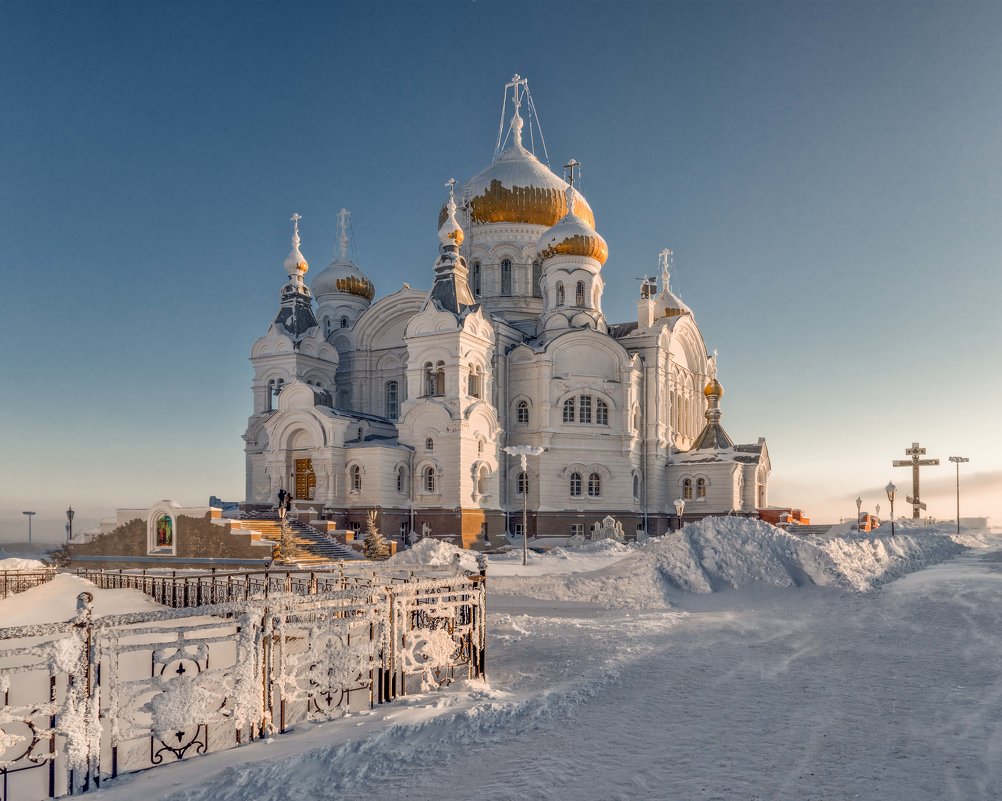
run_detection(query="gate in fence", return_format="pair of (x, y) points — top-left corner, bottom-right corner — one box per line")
(0, 570), (486, 800)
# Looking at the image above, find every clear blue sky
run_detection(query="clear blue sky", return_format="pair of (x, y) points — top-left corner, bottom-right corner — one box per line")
(2, 1), (1000, 542)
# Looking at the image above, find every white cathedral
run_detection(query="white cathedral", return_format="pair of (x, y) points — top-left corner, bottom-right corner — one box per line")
(244, 78), (770, 548)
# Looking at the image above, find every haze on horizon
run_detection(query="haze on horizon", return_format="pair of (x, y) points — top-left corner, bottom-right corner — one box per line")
(1, 1), (1000, 542)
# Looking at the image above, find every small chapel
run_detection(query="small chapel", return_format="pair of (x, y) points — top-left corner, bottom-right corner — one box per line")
(243, 77), (771, 549)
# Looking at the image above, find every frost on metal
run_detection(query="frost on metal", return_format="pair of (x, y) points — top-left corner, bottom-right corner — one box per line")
(0, 572), (486, 800)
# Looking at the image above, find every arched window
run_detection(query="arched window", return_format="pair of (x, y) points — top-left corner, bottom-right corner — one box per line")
(357, 425), (364, 441)
(575, 281), (585, 306)
(351, 465), (362, 492)
(424, 362), (435, 397)
(563, 398), (576, 423)
(683, 478), (693, 500)
(516, 400), (529, 424)
(423, 465), (436, 493)
(435, 361), (445, 395)
(324, 317), (331, 333)
(556, 282), (565, 307)
(579, 395), (593, 424)
(633, 473), (641, 499)
(477, 437), (484, 456)
(500, 259), (512, 296)
(596, 399), (609, 426)
(385, 380), (399, 420)
(697, 477), (707, 498)
(532, 260), (542, 298)
(340, 316), (349, 329)
(587, 473), (601, 497)
(517, 471), (528, 496)
(396, 466), (406, 494)
(471, 261), (481, 295)
(569, 472), (582, 497)
(477, 467), (489, 496)
(425, 437), (434, 451)
(467, 364), (482, 398)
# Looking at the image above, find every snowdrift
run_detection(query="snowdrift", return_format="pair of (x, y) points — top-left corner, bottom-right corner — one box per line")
(0, 573), (163, 626)
(0, 557), (49, 571)
(386, 538), (480, 572)
(490, 517), (988, 608)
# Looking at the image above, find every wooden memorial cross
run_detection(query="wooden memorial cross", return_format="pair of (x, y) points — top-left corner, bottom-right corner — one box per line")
(893, 442), (940, 519)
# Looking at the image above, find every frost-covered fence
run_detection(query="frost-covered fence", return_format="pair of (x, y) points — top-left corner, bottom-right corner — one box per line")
(73, 565), (470, 607)
(1, 570), (57, 600)
(0, 573), (486, 800)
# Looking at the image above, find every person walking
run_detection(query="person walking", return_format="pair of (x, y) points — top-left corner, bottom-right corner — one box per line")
(278, 488), (288, 519)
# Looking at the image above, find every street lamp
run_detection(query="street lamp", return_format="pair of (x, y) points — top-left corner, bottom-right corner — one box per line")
(884, 482), (896, 537)
(948, 456), (969, 537)
(66, 506), (75, 543)
(855, 496), (862, 532)
(673, 498), (685, 531)
(22, 511), (36, 545)
(502, 445), (545, 566)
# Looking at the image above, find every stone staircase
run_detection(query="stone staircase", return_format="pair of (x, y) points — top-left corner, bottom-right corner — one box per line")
(231, 514), (361, 563)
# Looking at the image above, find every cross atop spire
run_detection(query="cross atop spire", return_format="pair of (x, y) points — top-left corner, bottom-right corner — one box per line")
(336, 208), (350, 261)
(659, 248), (673, 293)
(564, 158), (581, 187)
(493, 74), (549, 164)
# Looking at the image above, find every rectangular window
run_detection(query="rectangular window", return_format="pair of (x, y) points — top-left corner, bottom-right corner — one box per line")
(385, 381), (399, 420)
(513, 522), (525, 539)
(570, 523), (584, 537)
(501, 259), (512, 296)
(579, 395), (592, 424)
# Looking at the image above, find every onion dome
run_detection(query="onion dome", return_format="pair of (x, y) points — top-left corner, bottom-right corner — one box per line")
(439, 180), (464, 248)
(284, 213), (309, 284)
(704, 378), (724, 398)
(312, 209), (375, 302)
(537, 185), (608, 265)
(440, 110), (595, 229)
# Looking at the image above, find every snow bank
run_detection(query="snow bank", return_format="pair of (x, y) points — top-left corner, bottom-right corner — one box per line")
(0, 573), (162, 626)
(0, 557), (49, 571)
(490, 517), (988, 607)
(386, 538), (480, 572)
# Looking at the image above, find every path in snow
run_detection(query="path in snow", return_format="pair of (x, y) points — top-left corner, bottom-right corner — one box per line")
(320, 547), (1002, 800)
(102, 545), (1002, 801)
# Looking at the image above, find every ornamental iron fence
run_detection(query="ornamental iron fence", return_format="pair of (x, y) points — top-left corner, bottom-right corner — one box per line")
(0, 568), (486, 800)
(1, 571), (57, 600)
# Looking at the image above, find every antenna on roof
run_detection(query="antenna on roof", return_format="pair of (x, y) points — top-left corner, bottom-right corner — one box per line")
(493, 74), (550, 166)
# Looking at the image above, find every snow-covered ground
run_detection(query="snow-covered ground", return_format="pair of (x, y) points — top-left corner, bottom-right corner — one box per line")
(66, 522), (1002, 800)
(0, 572), (161, 625)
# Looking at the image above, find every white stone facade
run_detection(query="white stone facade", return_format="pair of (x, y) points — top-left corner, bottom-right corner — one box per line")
(243, 86), (770, 547)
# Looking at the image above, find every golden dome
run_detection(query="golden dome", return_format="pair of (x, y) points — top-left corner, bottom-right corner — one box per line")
(704, 378), (724, 398)
(440, 136), (595, 230)
(538, 217), (608, 264)
(537, 186), (608, 265)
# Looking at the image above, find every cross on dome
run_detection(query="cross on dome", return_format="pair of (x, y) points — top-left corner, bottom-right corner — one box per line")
(659, 248), (673, 293)
(283, 212), (308, 283)
(336, 208), (350, 261)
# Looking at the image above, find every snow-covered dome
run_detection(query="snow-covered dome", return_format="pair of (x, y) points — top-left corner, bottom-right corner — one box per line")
(440, 111), (595, 230)
(313, 257), (375, 301)
(537, 186), (608, 265)
(312, 209), (375, 302)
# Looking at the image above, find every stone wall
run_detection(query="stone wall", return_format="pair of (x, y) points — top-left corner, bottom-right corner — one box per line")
(68, 514), (272, 570)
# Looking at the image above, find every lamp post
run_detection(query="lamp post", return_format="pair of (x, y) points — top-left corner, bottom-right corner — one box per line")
(673, 498), (685, 531)
(948, 456), (969, 537)
(65, 506), (75, 543)
(503, 445), (545, 566)
(22, 511), (35, 545)
(885, 482), (896, 537)
(855, 496), (862, 532)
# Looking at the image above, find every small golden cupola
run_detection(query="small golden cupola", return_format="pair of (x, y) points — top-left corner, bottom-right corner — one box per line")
(537, 182), (608, 265)
(313, 208), (376, 304)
